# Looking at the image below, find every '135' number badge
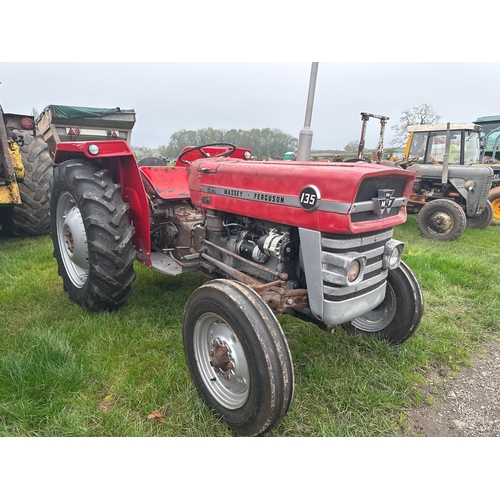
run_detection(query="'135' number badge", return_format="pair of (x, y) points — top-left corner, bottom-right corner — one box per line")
(299, 185), (321, 212)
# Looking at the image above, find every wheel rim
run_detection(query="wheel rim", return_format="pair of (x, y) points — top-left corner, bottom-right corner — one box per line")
(56, 191), (89, 288)
(426, 209), (454, 235)
(350, 283), (397, 332)
(491, 197), (500, 223)
(193, 312), (250, 410)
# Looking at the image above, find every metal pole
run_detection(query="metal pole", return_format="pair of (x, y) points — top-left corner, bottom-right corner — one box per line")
(296, 62), (319, 161)
(442, 122), (450, 184)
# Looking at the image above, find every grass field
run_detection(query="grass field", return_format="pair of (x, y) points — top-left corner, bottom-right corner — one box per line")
(1, 214), (499, 437)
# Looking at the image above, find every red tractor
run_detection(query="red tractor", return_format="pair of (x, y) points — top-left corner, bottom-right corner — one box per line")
(50, 138), (424, 436)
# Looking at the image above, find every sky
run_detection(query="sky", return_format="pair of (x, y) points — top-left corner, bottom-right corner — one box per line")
(1, 62), (498, 152)
(1, 3), (496, 154)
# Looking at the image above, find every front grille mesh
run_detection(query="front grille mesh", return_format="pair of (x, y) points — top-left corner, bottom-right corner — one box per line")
(351, 176), (408, 222)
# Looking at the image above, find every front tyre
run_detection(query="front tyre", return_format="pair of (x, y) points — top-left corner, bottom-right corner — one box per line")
(466, 200), (493, 229)
(50, 160), (137, 311)
(183, 279), (294, 436)
(342, 261), (424, 345)
(417, 198), (466, 241)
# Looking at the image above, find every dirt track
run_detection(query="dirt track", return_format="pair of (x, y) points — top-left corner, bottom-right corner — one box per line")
(405, 337), (500, 436)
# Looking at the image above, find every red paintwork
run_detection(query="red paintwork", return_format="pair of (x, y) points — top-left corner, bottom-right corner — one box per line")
(140, 166), (190, 199)
(54, 141), (416, 267)
(54, 141), (152, 263)
(188, 158), (416, 233)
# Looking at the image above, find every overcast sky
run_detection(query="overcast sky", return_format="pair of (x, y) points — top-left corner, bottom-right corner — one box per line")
(1, 1), (497, 153)
(2, 62), (498, 152)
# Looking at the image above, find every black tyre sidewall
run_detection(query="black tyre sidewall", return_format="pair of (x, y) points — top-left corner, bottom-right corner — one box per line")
(344, 261), (424, 345)
(183, 280), (293, 436)
(50, 160), (136, 311)
(5, 134), (53, 236)
(466, 200), (493, 229)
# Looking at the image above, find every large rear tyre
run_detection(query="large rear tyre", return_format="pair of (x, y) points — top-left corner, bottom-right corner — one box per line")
(50, 160), (136, 311)
(417, 198), (466, 241)
(488, 186), (500, 226)
(2, 134), (52, 236)
(182, 279), (294, 436)
(466, 200), (494, 229)
(342, 261), (424, 345)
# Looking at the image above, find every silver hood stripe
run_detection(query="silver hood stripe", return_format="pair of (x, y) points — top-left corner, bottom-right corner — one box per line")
(202, 185), (407, 215)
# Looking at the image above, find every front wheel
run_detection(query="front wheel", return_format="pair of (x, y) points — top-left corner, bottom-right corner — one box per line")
(417, 198), (466, 241)
(50, 160), (137, 311)
(182, 279), (294, 436)
(342, 261), (424, 345)
(466, 200), (493, 229)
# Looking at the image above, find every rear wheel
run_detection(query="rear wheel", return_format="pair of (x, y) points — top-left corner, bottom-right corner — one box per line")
(183, 279), (294, 436)
(342, 261), (423, 345)
(50, 160), (136, 311)
(417, 198), (466, 241)
(2, 134), (52, 236)
(466, 200), (494, 229)
(488, 186), (500, 226)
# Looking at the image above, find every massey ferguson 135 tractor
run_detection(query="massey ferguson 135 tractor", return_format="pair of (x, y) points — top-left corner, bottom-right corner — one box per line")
(50, 137), (424, 436)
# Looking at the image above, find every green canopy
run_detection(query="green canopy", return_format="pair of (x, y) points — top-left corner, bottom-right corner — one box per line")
(36, 105), (135, 124)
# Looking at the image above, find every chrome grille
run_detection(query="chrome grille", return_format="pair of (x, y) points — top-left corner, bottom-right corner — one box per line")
(321, 229), (392, 302)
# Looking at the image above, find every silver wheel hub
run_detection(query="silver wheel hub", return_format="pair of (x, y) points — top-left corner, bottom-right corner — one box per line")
(193, 313), (250, 409)
(350, 283), (397, 332)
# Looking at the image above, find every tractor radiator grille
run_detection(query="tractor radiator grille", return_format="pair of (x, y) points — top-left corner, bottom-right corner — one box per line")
(322, 228), (392, 302)
(351, 176), (408, 222)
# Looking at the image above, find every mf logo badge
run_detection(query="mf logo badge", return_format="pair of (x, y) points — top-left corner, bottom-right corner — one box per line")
(299, 185), (321, 212)
(372, 189), (396, 215)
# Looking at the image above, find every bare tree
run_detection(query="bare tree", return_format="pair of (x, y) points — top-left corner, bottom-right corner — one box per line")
(344, 140), (360, 153)
(390, 104), (441, 147)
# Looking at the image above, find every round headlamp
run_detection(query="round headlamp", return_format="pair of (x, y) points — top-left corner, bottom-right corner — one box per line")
(347, 260), (361, 282)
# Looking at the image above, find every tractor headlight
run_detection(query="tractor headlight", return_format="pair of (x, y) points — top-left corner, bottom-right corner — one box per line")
(347, 260), (361, 282)
(464, 180), (475, 191)
(88, 144), (100, 156)
(383, 239), (404, 270)
(244, 151), (251, 160)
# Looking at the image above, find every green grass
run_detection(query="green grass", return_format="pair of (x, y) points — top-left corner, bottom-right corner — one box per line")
(1, 215), (499, 436)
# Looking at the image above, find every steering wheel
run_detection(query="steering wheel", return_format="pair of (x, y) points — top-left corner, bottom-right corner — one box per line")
(177, 143), (237, 165)
(343, 157), (372, 163)
(396, 157), (420, 169)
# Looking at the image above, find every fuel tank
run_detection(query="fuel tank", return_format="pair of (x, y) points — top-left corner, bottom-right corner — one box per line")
(188, 159), (416, 234)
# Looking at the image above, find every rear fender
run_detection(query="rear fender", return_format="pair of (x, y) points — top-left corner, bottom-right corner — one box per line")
(54, 140), (152, 263)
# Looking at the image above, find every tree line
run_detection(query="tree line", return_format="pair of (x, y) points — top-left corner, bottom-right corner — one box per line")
(133, 104), (441, 160)
(134, 127), (298, 160)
